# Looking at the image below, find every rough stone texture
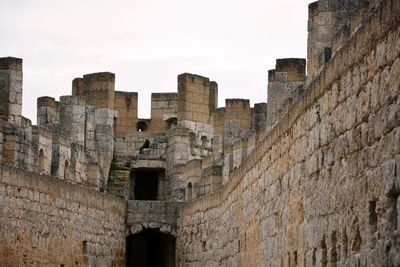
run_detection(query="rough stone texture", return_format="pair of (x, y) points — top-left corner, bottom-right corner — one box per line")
(0, 0), (398, 266)
(177, 1), (400, 266)
(177, 73), (213, 124)
(31, 126), (52, 175)
(37, 96), (59, 126)
(251, 103), (268, 132)
(0, 57), (23, 125)
(126, 200), (181, 236)
(114, 91), (138, 135)
(114, 132), (168, 165)
(2, 118), (34, 171)
(50, 134), (71, 180)
(307, 0), (368, 83)
(82, 72), (115, 110)
(0, 165), (125, 266)
(59, 95), (86, 146)
(267, 58), (306, 132)
(150, 93), (178, 133)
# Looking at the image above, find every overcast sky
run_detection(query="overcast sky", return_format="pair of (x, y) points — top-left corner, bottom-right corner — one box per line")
(0, 0), (314, 122)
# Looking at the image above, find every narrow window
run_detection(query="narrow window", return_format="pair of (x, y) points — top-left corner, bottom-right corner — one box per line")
(39, 149), (45, 172)
(187, 182), (193, 201)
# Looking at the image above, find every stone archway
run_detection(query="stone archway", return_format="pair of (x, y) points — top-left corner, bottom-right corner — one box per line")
(126, 229), (176, 267)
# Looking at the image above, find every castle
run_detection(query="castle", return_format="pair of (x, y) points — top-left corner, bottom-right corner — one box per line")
(0, 0), (399, 266)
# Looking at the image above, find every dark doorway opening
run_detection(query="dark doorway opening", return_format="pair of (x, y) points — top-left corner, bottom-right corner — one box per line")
(131, 169), (165, 200)
(126, 229), (176, 267)
(136, 121), (148, 132)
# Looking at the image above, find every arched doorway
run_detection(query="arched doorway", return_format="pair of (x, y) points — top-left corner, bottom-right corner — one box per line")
(126, 229), (175, 267)
(136, 121), (148, 132)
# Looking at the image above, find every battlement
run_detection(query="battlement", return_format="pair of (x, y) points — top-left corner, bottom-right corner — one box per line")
(0, 57), (22, 71)
(266, 58), (306, 131)
(37, 96), (57, 108)
(268, 58), (306, 83)
(306, 0), (372, 83)
(71, 72), (115, 109)
(0, 57), (23, 125)
(1, 0), (399, 265)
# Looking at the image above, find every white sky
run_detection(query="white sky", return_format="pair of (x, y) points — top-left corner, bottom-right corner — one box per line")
(0, 0), (314, 122)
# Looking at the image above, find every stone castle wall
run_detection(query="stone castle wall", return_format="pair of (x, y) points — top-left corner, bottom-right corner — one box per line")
(0, 164), (126, 266)
(0, 0), (398, 266)
(177, 1), (400, 266)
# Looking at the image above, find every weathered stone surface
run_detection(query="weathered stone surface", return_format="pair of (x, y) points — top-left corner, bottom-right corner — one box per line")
(0, 165), (125, 266)
(177, 0), (400, 265)
(0, 0), (398, 266)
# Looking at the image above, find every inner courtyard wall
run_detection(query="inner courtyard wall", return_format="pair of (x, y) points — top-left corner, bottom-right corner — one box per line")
(0, 165), (126, 266)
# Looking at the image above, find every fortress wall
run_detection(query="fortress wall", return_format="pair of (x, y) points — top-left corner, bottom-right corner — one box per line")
(50, 134), (71, 180)
(213, 108), (226, 136)
(0, 165), (126, 267)
(209, 81), (218, 114)
(82, 72), (115, 110)
(177, 73), (211, 124)
(84, 106), (96, 159)
(37, 96), (59, 126)
(183, 159), (203, 200)
(306, 0), (364, 83)
(267, 58), (306, 132)
(225, 99), (252, 129)
(221, 135), (257, 186)
(0, 57), (23, 125)
(59, 95), (86, 146)
(32, 126), (53, 175)
(2, 118), (34, 171)
(114, 91), (138, 135)
(177, 73), (214, 139)
(177, 1), (400, 266)
(114, 132), (167, 162)
(251, 103), (268, 131)
(72, 77), (84, 96)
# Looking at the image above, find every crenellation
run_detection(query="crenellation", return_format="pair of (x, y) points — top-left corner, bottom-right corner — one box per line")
(251, 102), (268, 131)
(0, 57), (23, 125)
(209, 81), (218, 113)
(32, 126), (53, 175)
(72, 77), (84, 96)
(0, 56), (23, 71)
(50, 134), (71, 179)
(59, 95), (86, 146)
(177, 73), (212, 126)
(1, 0), (399, 266)
(37, 96), (59, 125)
(114, 91), (138, 135)
(179, 0), (400, 265)
(307, 0), (369, 84)
(267, 58), (306, 132)
(83, 72), (115, 109)
(84, 105), (96, 158)
(150, 92), (178, 133)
